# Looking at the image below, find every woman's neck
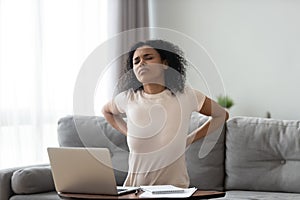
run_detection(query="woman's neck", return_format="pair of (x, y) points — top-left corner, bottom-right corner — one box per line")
(143, 84), (166, 94)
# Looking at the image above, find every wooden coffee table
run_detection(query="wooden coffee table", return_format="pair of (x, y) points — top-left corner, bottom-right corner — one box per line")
(59, 190), (226, 199)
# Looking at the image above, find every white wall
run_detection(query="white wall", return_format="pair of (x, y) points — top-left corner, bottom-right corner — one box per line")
(149, 0), (300, 120)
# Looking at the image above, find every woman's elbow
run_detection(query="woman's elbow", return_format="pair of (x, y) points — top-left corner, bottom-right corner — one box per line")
(225, 110), (229, 121)
(102, 104), (113, 119)
(216, 109), (229, 122)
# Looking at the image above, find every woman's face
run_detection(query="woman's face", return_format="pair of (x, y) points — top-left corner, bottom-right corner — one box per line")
(132, 45), (168, 85)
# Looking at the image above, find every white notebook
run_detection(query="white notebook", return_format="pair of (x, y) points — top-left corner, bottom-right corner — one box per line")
(140, 185), (197, 198)
(141, 185), (184, 194)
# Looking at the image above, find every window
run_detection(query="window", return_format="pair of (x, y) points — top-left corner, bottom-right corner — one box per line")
(0, 0), (107, 169)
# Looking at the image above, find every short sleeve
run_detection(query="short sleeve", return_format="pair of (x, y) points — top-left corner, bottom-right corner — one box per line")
(113, 90), (130, 114)
(184, 86), (206, 112)
(194, 89), (206, 111)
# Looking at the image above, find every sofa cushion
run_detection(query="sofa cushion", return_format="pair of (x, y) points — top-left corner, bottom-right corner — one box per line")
(10, 191), (60, 200)
(186, 113), (225, 191)
(11, 166), (55, 194)
(225, 116), (300, 193)
(216, 190), (300, 200)
(57, 115), (129, 185)
(57, 115), (129, 151)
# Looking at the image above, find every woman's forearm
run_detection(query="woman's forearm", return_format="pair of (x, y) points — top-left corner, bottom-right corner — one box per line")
(187, 112), (228, 146)
(186, 97), (229, 146)
(102, 110), (127, 136)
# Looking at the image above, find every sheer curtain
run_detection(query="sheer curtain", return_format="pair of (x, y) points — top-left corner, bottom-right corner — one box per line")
(94, 0), (149, 104)
(0, 0), (107, 169)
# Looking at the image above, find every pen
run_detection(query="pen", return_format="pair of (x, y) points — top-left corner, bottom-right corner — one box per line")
(135, 188), (140, 195)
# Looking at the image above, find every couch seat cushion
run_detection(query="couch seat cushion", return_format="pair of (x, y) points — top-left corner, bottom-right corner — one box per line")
(214, 190), (300, 200)
(10, 191), (60, 200)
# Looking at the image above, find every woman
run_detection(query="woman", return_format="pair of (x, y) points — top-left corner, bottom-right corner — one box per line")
(102, 40), (228, 188)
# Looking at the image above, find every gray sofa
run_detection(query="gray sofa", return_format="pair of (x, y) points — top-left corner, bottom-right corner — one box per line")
(1, 114), (300, 200)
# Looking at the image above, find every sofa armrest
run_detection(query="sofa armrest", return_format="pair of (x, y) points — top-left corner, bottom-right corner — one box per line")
(0, 164), (50, 200)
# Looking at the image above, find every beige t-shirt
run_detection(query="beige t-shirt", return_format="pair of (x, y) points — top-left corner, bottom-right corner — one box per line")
(113, 86), (205, 188)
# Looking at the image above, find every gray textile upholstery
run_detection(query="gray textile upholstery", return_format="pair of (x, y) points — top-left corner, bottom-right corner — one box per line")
(10, 192), (60, 200)
(11, 166), (54, 194)
(57, 115), (129, 185)
(0, 167), (20, 200)
(225, 117), (300, 193)
(186, 113), (225, 190)
(0, 164), (51, 200)
(214, 190), (300, 200)
(2, 115), (300, 200)
(57, 114), (224, 190)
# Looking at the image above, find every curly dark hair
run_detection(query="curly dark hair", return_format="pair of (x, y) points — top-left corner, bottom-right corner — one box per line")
(117, 39), (187, 94)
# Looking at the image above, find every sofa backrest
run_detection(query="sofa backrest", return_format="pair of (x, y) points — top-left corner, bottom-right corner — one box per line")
(57, 114), (226, 190)
(57, 115), (129, 185)
(225, 116), (300, 193)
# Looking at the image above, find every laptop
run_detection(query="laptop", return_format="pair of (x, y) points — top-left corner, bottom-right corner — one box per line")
(47, 147), (138, 196)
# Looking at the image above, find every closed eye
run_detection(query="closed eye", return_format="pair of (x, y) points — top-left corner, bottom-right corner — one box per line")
(133, 58), (140, 65)
(144, 54), (153, 60)
(133, 54), (154, 65)
(145, 56), (153, 60)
